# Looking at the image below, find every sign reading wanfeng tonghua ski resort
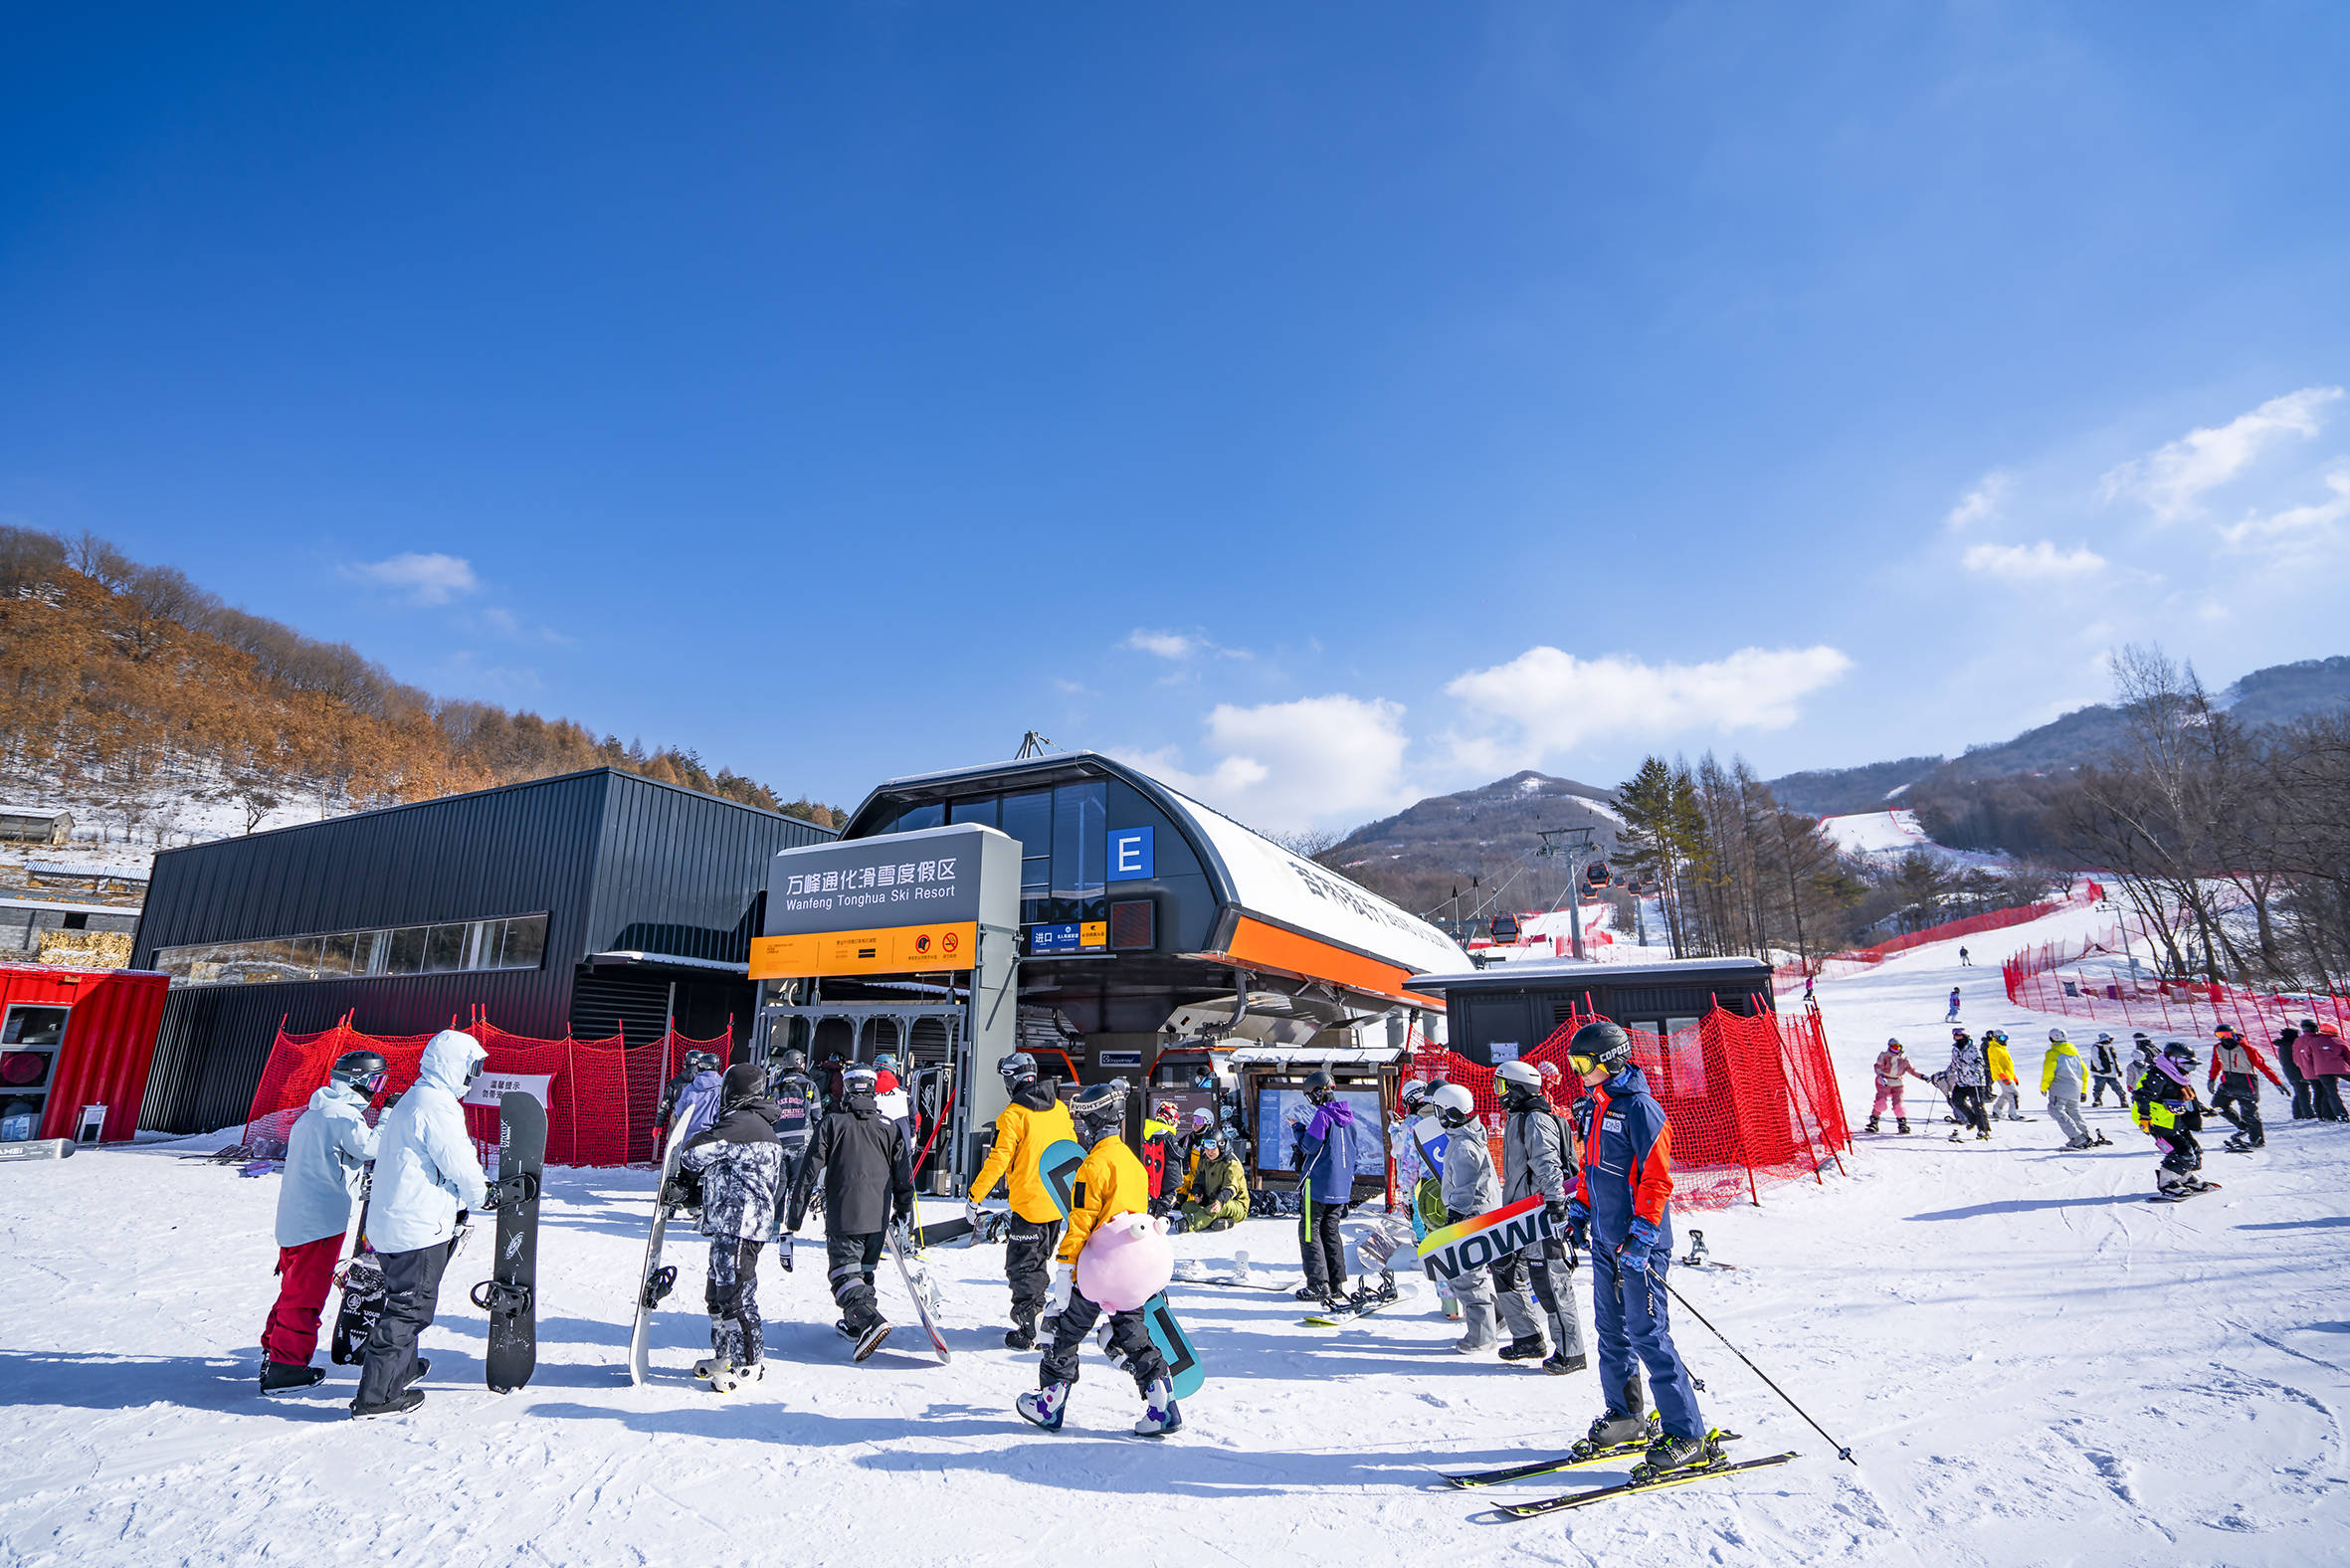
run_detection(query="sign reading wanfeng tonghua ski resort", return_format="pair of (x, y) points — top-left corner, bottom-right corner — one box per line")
(747, 824), (1017, 979)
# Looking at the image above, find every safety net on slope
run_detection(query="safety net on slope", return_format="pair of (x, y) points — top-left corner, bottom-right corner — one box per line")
(239, 1007), (738, 1168)
(1410, 1002), (1852, 1211)
(2004, 925), (2350, 1046)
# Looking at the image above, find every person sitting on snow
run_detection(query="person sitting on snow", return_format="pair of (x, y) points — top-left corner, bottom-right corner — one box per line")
(1172, 1127), (1250, 1233)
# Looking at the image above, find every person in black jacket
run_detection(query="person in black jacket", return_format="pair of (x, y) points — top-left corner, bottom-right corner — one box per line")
(788, 1063), (913, 1362)
(767, 1049), (820, 1216)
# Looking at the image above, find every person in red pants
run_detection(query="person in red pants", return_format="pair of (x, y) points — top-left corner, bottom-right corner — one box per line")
(260, 1051), (385, 1394)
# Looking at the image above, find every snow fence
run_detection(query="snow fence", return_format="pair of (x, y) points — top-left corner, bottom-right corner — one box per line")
(1412, 1002), (1851, 1210)
(2003, 923), (2350, 1044)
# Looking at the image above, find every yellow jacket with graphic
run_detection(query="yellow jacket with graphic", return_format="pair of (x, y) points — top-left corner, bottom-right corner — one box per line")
(968, 1090), (1079, 1224)
(1986, 1039), (2019, 1084)
(1057, 1135), (1150, 1264)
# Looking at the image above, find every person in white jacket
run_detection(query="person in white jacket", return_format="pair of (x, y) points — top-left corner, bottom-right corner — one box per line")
(259, 1052), (383, 1394)
(353, 1030), (490, 1417)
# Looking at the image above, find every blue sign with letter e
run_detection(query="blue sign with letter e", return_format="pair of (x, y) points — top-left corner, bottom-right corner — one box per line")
(1107, 827), (1154, 882)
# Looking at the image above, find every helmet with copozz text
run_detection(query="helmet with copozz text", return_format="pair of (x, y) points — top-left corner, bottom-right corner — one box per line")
(1567, 1020), (1633, 1077)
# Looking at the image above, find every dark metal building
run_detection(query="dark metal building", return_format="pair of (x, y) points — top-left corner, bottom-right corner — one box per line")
(131, 768), (836, 1133)
(1406, 956), (1778, 1067)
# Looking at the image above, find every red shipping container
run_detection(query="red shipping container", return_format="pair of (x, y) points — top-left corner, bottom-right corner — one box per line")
(0, 965), (169, 1145)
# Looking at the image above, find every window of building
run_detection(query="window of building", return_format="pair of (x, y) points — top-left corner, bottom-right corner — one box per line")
(154, 912), (551, 988)
(1, 1006), (69, 1046)
(946, 797), (999, 829)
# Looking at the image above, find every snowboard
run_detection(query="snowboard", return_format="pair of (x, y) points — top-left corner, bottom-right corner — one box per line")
(0, 1138), (73, 1161)
(2148, 1180), (2223, 1203)
(627, 1128), (693, 1386)
(918, 1211), (1010, 1248)
(1141, 1291), (1205, 1399)
(885, 1219), (951, 1363)
(1301, 1277), (1420, 1326)
(329, 1169), (380, 1366)
(475, 1091), (545, 1394)
(1037, 1137), (1085, 1219)
(1416, 1195), (1558, 1284)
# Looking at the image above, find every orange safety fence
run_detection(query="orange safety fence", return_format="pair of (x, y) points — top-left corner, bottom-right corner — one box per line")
(1775, 883), (2100, 987)
(1411, 1002), (1851, 1211)
(2003, 924), (2350, 1046)
(239, 1006), (738, 1168)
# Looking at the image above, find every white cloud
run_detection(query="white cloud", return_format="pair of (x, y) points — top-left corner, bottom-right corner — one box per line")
(1440, 645), (1853, 774)
(1122, 628), (1251, 662)
(1961, 540), (2106, 579)
(342, 551), (480, 606)
(1945, 471), (2012, 530)
(2101, 386), (2343, 521)
(2219, 467), (2350, 560)
(1120, 694), (1411, 833)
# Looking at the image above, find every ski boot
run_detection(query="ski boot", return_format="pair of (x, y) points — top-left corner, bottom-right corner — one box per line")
(260, 1361), (325, 1395)
(1636, 1429), (1725, 1480)
(1004, 1310), (1038, 1351)
(854, 1319), (893, 1362)
(1205, 1217), (1235, 1233)
(1863, 1117), (1880, 1134)
(1542, 1351), (1588, 1376)
(1571, 1406), (1657, 1461)
(1498, 1333), (1550, 1363)
(692, 1354), (726, 1381)
(1017, 1379), (1070, 1432)
(1134, 1376), (1183, 1437)
(2224, 1132), (2252, 1153)
(349, 1386), (425, 1419)
(1976, 1128), (1992, 1140)
(1896, 1119), (1910, 1134)
(1948, 1129), (1962, 1143)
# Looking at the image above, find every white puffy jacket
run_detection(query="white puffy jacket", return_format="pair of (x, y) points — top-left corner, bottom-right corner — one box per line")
(275, 1079), (379, 1248)
(366, 1030), (490, 1255)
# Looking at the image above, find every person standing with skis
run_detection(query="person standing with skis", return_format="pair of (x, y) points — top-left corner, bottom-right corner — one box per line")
(2206, 1024), (2286, 1151)
(1984, 1030), (2025, 1121)
(966, 1052), (1077, 1349)
(1943, 1028), (1992, 1141)
(259, 1050), (384, 1395)
(788, 1063), (912, 1361)
(352, 1029), (490, 1417)
(1945, 986), (1963, 1023)
(1290, 1070), (1362, 1307)
(676, 1065), (785, 1391)
(1497, 1060), (1586, 1375)
(2041, 1029), (2097, 1149)
(1560, 1020), (1713, 1475)
(1866, 1039), (1930, 1134)
(2087, 1034), (2128, 1107)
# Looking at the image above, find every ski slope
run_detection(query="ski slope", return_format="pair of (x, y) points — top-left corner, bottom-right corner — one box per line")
(1, 915), (2343, 1567)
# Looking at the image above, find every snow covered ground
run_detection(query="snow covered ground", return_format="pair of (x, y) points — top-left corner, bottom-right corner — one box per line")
(3, 908), (2345, 1567)
(1818, 809), (2009, 872)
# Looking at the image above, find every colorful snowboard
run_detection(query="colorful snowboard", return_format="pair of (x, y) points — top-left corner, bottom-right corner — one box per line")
(1037, 1137), (1085, 1220)
(1141, 1291), (1205, 1398)
(1415, 1194), (1557, 1283)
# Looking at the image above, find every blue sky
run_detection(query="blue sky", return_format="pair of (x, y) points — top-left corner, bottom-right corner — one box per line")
(6, 4), (2349, 830)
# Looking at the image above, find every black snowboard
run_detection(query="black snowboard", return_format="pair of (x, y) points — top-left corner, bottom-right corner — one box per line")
(475, 1092), (546, 1393)
(329, 1173), (381, 1366)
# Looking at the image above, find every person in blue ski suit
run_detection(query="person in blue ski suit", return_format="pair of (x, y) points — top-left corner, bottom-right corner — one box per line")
(1291, 1070), (1362, 1302)
(1562, 1021), (1712, 1474)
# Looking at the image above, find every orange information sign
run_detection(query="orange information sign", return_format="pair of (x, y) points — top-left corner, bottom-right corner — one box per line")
(747, 921), (979, 979)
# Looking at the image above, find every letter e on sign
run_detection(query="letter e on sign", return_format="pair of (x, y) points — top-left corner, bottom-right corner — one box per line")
(1108, 827), (1154, 882)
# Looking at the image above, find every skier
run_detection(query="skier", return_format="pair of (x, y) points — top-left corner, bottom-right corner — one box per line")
(1017, 1078), (1181, 1437)
(788, 1063), (912, 1361)
(767, 1048), (820, 1211)
(259, 1049), (384, 1394)
(2205, 1024), (2285, 1151)
(1560, 1020), (1713, 1476)
(2087, 1034), (2128, 1107)
(1945, 986), (1962, 1023)
(1496, 1060), (1587, 1375)
(2041, 1029), (2097, 1149)
(1865, 1038), (1929, 1134)
(1427, 1081), (1527, 1355)
(966, 1051), (1077, 1349)
(1958, 946), (1972, 968)
(1984, 1030), (2025, 1121)
(2277, 1027), (2314, 1120)
(2298, 1020), (2350, 1122)
(1943, 1028), (1992, 1141)
(662, 1050), (726, 1149)
(1139, 1098), (1180, 1212)
(674, 1064), (784, 1391)
(352, 1029), (490, 1417)
(1290, 1070), (1362, 1307)
(1171, 1127), (1249, 1232)
(1389, 1078), (1459, 1319)
(2133, 1043), (2214, 1199)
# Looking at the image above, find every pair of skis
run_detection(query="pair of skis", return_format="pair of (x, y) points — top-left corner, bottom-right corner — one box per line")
(1441, 1432), (1797, 1517)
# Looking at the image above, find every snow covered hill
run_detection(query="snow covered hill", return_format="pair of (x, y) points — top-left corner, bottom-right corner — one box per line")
(1, 917), (2342, 1566)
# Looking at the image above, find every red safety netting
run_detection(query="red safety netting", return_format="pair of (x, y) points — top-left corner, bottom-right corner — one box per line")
(239, 1007), (737, 1168)
(2003, 924), (2350, 1045)
(1775, 884), (2100, 988)
(1411, 1002), (1851, 1211)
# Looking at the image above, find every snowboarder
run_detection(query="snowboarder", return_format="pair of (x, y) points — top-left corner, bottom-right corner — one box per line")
(767, 1048), (820, 1210)
(2087, 1034), (2128, 1107)
(1389, 1079), (1459, 1319)
(676, 1064), (784, 1391)
(1944, 1029), (1992, 1140)
(2206, 1024), (2285, 1151)
(1560, 1021), (1712, 1476)
(259, 1050), (384, 1394)
(353, 1029), (490, 1417)
(1866, 1039), (1930, 1134)
(1017, 1078), (1180, 1437)
(788, 1063), (913, 1361)
(1945, 987), (1962, 1023)
(1429, 1081), (1534, 1355)
(2297, 1020), (2349, 1122)
(1984, 1030), (2025, 1121)
(1171, 1127), (1249, 1232)
(1496, 1060), (1587, 1375)
(2041, 1029), (2095, 1149)
(966, 1051), (1077, 1349)
(661, 1050), (726, 1149)
(2133, 1043), (2214, 1199)
(1958, 946), (1972, 967)
(1290, 1070), (1362, 1306)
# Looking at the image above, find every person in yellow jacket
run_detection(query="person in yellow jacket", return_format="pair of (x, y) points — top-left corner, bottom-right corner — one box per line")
(967, 1052), (1078, 1349)
(1173, 1127), (1251, 1233)
(1984, 1030), (2025, 1122)
(1017, 1078), (1180, 1436)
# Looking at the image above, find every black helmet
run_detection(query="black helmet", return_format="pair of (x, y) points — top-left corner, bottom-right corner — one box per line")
(775, 1048), (808, 1073)
(685, 1050), (720, 1076)
(1302, 1069), (1335, 1102)
(997, 1051), (1039, 1086)
(330, 1050), (389, 1094)
(1070, 1078), (1128, 1147)
(1567, 1020), (1634, 1077)
(2162, 1042), (2195, 1065)
(720, 1063), (766, 1109)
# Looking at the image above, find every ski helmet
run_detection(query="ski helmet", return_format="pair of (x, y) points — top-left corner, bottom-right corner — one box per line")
(1427, 1081), (1476, 1128)
(1070, 1078), (1128, 1147)
(2213, 1024), (2240, 1041)
(776, 1048), (808, 1073)
(1155, 1098), (1178, 1123)
(685, 1050), (720, 1076)
(2302, 1018), (2322, 1034)
(1885, 1038), (1904, 1053)
(1302, 1069), (1336, 1102)
(996, 1051), (1039, 1086)
(1188, 1106), (1215, 1129)
(1495, 1060), (1544, 1098)
(1398, 1077), (1430, 1112)
(719, 1063), (766, 1109)
(1567, 1020), (1633, 1078)
(874, 1052), (898, 1073)
(842, 1064), (880, 1098)
(2048, 1028), (2068, 1044)
(2162, 1042), (2195, 1065)
(1195, 1126), (1224, 1153)
(2094, 1034), (2114, 1046)
(330, 1050), (389, 1094)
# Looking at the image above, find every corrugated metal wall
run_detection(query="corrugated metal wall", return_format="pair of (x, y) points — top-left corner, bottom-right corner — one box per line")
(133, 770), (837, 1133)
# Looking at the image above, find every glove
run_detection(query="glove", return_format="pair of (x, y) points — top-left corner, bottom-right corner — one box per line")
(963, 1198), (984, 1231)
(1564, 1198), (1590, 1252)
(1620, 1217), (1661, 1274)
(1544, 1199), (1572, 1227)
(1333, 1203), (1351, 1221)
(892, 1191), (915, 1227)
(1046, 1263), (1075, 1317)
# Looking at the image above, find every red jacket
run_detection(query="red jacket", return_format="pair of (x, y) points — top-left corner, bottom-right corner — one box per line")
(2209, 1037), (2286, 1090)
(2298, 1031), (2350, 1078)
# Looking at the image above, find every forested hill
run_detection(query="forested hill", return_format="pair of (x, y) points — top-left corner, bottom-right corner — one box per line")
(0, 525), (842, 850)
(1321, 770), (1623, 918)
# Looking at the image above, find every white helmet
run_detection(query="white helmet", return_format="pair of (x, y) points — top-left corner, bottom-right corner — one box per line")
(2049, 1028), (2068, 1043)
(1495, 1060), (1544, 1092)
(1427, 1081), (1475, 1127)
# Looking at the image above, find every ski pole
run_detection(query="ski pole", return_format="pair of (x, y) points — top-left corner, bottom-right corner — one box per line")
(1662, 1276), (1857, 1465)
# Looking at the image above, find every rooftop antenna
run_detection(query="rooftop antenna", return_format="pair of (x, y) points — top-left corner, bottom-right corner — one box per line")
(1015, 730), (1054, 760)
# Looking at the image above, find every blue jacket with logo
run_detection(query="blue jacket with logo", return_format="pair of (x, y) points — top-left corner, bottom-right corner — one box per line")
(1574, 1066), (1674, 1252)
